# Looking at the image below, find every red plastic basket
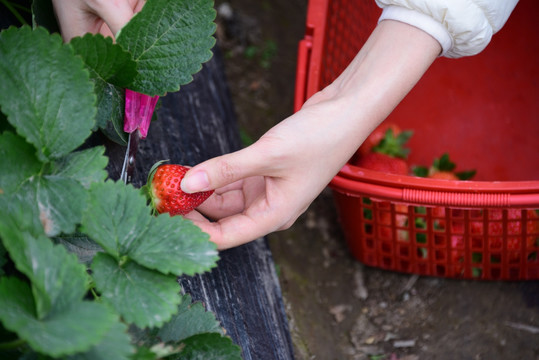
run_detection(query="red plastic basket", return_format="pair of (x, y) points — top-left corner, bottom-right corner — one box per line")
(295, 0), (539, 280)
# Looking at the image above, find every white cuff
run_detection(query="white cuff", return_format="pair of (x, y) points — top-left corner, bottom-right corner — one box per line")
(378, 5), (452, 57)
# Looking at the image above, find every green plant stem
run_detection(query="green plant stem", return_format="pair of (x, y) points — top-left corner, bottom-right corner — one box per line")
(7, 1), (30, 12)
(90, 286), (100, 301)
(0, 0), (29, 26)
(0, 338), (26, 350)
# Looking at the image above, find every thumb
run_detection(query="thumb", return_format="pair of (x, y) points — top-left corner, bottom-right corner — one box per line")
(181, 144), (269, 194)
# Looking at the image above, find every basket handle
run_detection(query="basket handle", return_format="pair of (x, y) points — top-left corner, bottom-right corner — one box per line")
(402, 188), (512, 207)
(294, 38), (312, 112)
(330, 176), (539, 208)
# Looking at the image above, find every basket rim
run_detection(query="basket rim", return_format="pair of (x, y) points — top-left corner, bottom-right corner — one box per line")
(338, 163), (539, 191)
(330, 163), (539, 208)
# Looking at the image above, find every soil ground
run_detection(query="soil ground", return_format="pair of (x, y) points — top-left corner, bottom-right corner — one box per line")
(214, 1), (539, 359)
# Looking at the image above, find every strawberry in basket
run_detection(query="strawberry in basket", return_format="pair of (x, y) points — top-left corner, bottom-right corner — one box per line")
(447, 209), (539, 277)
(353, 125), (413, 238)
(475, 209), (539, 262)
(413, 153), (476, 181)
(356, 122), (403, 158)
(353, 125), (413, 176)
(413, 153), (476, 231)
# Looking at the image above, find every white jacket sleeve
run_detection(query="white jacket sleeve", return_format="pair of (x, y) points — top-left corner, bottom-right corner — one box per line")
(375, 0), (519, 58)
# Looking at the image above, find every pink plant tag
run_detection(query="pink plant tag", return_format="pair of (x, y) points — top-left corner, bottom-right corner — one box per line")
(124, 89), (159, 139)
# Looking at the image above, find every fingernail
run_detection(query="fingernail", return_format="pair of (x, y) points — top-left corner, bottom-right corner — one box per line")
(181, 171), (209, 193)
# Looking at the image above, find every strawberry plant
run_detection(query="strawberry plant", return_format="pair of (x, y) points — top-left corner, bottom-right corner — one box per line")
(0, 1), (242, 359)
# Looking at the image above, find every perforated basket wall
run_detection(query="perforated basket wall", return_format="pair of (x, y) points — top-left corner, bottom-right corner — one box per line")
(295, 0), (539, 280)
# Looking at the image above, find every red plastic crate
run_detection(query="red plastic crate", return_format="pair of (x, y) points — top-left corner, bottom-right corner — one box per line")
(295, 0), (539, 280)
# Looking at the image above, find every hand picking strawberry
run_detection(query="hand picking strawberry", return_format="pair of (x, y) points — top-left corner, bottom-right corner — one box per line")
(353, 127), (413, 175)
(144, 161), (214, 216)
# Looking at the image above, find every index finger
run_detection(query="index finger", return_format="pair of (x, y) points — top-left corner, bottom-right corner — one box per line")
(185, 210), (284, 250)
(89, 0), (142, 37)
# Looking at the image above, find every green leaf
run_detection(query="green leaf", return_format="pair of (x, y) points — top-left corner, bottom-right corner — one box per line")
(50, 146), (108, 189)
(70, 34), (133, 135)
(70, 33), (137, 88)
(131, 346), (159, 360)
(91, 253), (182, 328)
(0, 277), (118, 358)
(54, 232), (103, 265)
(129, 214), (218, 276)
(35, 175), (88, 237)
(175, 333), (242, 360)
(66, 321), (134, 360)
(158, 294), (223, 342)
(130, 306), (237, 360)
(0, 133), (96, 237)
(0, 207), (88, 318)
(82, 181), (152, 259)
(0, 192), (44, 244)
(1, 169), (89, 239)
(117, 0), (217, 96)
(0, 242), (7, 276)
(96, 82), (128, 145)
(0, 131), (42, 194)
(82, 181), (218, 276)
(0, 26), (96, 161)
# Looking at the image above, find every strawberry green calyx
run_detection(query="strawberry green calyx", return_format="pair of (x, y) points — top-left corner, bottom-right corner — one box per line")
(413, 153), (476, 180)
(433, 153), (476, 179)
(433, 153), (456, 172)
(455, 170), (477, 180)
(412, 166), (429, 177)
(141, 159), (169, 213)
(145, 162), (214, 216)
(371, 128), (413, 159)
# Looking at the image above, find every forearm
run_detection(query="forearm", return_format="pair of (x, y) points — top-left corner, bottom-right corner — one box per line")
(300, 20), (441, 166)
(179, 20), (441, 248)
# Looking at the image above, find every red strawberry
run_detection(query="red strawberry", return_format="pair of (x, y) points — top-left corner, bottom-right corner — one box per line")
(450, 235), (465, 276)
(484, 209), (539, 261)
(356, 122), (401, 158)
(145, 162), (214, 216)
(428, 172), (459, 180)
(431, 207), (448, 231)
(353, 127), (413, 175)
(377, 203), (408, 240)
(447, 209), (539, 276)
(355, 152), (409, 175)
(413, 153), (476, 180)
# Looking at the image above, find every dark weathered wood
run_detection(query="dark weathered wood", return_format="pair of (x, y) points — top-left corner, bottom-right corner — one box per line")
(181, 239), (294, 360)
(105, 47), (296, 359)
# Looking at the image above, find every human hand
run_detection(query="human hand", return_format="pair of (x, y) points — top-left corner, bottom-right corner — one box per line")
(52, 0), (145, 40)
(181, 20), (441, 250)
(181, 93), (363, 249)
